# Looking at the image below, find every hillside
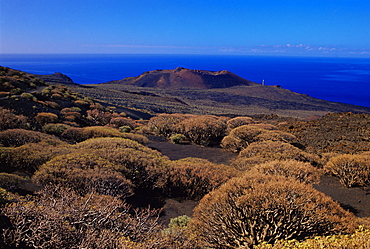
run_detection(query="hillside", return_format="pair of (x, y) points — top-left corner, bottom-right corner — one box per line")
(56, 68), (370, 119)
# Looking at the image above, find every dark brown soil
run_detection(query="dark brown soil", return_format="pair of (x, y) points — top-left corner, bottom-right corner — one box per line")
(148, 136), (370, 221)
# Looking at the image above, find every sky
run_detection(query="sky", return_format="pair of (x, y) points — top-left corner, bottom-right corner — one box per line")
(1, 0), (370, 56)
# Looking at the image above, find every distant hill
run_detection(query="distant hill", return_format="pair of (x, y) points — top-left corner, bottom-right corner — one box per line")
(105, 67), (259, 89)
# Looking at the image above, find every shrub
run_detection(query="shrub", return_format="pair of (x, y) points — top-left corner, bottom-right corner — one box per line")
(20, 92), (36, 101)
(42, 123), (70, 136)
(256, 226), (370, 249)
(175, 115), (227, 146)
(61, 126), (149, 144)
(4, 140), (72, 172)
(73, 137), (168, 191)
(167, 158), (239, 199)
(33, 152), (133, 197)
(169, 134), (187, 144)
(86, 108), (113, 125)
(147, 113), (191, 137)
(119, 125), (132, 133)
(97, 147), (169, 191)
(239, 141), (319, 166)
(226, 116), (254, 130)
(35, 112), (59, 125)
(231, 156), (271, 171)
(221, 125), (296, 153)
(191, 173), (356, 248)
(0, 108), (28, 131)
(0, 129), (59, 147)
(0, 173), (25, 191)
(251, 159), (322, 184)
(109, 117), (137, 129)
(2, 186), (162, 248)
(325, 154), (370, 187)
(221, 125), (265, 152)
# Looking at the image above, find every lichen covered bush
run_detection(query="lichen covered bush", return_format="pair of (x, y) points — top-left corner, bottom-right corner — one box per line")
(190, 173), (356, 249)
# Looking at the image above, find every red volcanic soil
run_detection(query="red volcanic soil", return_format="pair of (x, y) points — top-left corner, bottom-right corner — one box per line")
(107, 67), (259, 89)
(148, 136), (370, 220)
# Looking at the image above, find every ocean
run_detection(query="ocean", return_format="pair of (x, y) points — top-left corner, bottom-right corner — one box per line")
(1, 54), (369, 107)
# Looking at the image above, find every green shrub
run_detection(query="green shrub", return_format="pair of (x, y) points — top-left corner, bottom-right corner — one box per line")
(33, 152), (133, 197)
(3, 140), (72, 172)
(42, 123), (70, 136)
(169, 134), (187, 144)
(0, 129), (59, 147)
(119, 125), (132, 133)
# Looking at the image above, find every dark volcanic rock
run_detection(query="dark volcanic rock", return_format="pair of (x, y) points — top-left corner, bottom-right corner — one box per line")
(106, 67), (259, 89)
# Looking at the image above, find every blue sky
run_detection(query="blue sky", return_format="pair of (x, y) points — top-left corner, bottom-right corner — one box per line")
(1, 0), (370, 56)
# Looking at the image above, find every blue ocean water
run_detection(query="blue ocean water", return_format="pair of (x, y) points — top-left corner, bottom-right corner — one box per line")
(0, 54), (369, 107)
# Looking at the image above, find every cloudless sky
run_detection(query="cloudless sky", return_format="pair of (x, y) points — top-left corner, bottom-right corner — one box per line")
(1, 0), (370, 56)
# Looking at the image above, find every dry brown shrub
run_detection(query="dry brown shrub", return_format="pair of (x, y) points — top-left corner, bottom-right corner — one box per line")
(250, 123), (278, 130)
(191, 173), (357, 248)
(0, 108), (28, 131)
(222, 124), (296, 153)
(255, 130), (296, 143)
(221, 125), (265, 152)
(61, 127), (87, 142)
(226, 116), (254, 131)
(325, 154), (370, 187)
(167, 157), (239, 199)
(33, 152), (133, 197)
(2, 186), (162, 249)
(0, 129), (59, 147)
(230, 156), (270, 171)
(0, 173), (25, 191)
(147, 113), (191, 137)
(86, 108), (113, 125)
(35, 112), (59, 125)
(175, 115), (227, 146)
(239, 141), (319, 166)
(109, 117), (138, 129)
(251, 159), (323, 184)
